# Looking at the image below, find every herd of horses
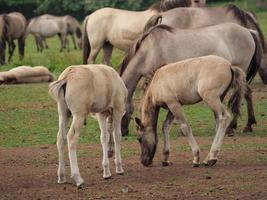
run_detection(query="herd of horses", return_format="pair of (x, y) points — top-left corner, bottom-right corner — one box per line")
(1, 0), (267, 188)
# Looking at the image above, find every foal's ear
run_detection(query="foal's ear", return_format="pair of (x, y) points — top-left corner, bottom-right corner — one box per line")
(135, 117), (144, 130)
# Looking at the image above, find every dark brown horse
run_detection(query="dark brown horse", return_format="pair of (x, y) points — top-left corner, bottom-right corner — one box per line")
(0, 12), (27, 65)
(119, 23), (262, 136)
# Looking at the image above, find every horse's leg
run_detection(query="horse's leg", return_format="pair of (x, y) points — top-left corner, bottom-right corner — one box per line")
(57, 33), (64, 52)
(57, 100), (70, 184)
(33, 35), (40, 52)
(161, 110), (175, 166)
(106, 115), (114, 158)
(87, 38), (104, 64)
(18, 37), (25, 60)
(202, 95), (231, 166)
(243, 85), (256, 133)
(102, 42), (113, 66)
(112, 111), (124, 175)
(67, 114), (85, 187)
(71, 34), (77, 49)
(8, 40), (16, 62)
(43, 38), (48, 49)
(97, 113), (112, 179)
(167, 101), (200, 167)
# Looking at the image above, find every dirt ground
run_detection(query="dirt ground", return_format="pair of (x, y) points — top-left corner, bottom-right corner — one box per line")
(1, 136), (267, 200)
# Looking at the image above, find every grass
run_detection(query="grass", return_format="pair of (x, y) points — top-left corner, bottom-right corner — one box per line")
(0, 4), (267, 147)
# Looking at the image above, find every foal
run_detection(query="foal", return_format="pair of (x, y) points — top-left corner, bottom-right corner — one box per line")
(49, 64), (127, 187)
(135, 55), (246, 167)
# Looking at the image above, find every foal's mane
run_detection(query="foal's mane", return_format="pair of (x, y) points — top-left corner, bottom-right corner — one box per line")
(226, 4), (265, 51)
(150, 0), (191, 12)
(119, 25), (173, 76)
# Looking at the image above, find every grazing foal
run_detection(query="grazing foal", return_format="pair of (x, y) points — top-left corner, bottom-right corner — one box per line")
(135, 56), (246, 167)
(49, 64), (127, 187)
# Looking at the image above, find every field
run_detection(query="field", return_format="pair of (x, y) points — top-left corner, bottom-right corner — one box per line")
(1, 4), (267, 200)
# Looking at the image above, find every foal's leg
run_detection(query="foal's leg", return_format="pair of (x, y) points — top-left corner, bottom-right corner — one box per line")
(112, 111), (124, 175)
(243, 86), (256, 133)
(102, 42), (113, 66)
(57, 102), (70, 184)
(97, 113), (112, 179)
(202, 95), (231, 166)
(67, 114), (85, 187)
(167, 102), (200, 167)
(162, 111), (175, 166)
(107, 115), (114, 158)
(71, 34), (77, 49)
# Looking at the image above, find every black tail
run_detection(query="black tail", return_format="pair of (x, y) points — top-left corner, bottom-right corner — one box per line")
(82, 16), (90, 64)
(246, 31), (263, 83)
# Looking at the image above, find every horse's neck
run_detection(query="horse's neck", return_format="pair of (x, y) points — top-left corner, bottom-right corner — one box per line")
(141, 91), (159, 133)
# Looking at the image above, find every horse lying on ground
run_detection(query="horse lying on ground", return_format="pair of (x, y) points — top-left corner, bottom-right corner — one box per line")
(0, 66), (54, 84)
(82, 0), (197, 65)
(49, 64), (127, 187)
(26, 17), (68, 52)
(39, 14), (82, 50)
(135, 55), (246, 167)
(0, 12), (27, 65)
(119, 23), (262, 136)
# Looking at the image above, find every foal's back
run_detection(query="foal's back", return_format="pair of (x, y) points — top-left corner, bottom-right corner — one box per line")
(150, 55), (232, 105)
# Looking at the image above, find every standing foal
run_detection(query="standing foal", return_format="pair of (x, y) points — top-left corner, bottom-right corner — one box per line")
(135, 56), (246, 167)
(49, 64), (127, 187)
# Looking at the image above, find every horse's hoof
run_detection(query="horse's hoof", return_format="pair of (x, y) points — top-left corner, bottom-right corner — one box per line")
(77, 182), (84, 189)
(226, 128), (235, 137)
(103, 175), (112, 180)
(162, 161), (170, 167)
(116, 171), (124, 175)
(108, 150), (113, 158)
(193, 163), (200, 168)
(203, 159), (217, 167)
(243, 126), (253, 133)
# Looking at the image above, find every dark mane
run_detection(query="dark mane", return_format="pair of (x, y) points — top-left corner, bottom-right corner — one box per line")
(226, 4), (266, 52)
(149, 0), (191, 12)
(0, 14), (9, 48)
(119, 25), (173, 76)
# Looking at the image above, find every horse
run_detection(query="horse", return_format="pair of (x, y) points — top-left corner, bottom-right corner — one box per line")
(0, 12), (27, 65)
(26, 16), (69, 52)
(82, 0), (199, 65)
(39, 14), (82, 50)
(49, 64), (127, 187)
(135, 55), (246, 167)
(144, 4), (266, 83)
(0, 66), (54, 84)
(119, 23), (262, 136)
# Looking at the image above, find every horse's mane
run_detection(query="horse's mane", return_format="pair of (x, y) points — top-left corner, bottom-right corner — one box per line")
(226, 4), (265, 51)
(119, 25), (173, 76)
(0, 14), (9, 47)
(150, 0), (191, 12)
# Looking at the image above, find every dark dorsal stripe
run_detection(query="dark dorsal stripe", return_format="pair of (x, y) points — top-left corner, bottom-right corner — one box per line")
(119, 25), (173, 76)
(150, 0), (191, 12)
(226, 4), (266, 52)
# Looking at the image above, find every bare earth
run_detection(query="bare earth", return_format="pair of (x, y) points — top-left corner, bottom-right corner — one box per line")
(1, 136), (267, 200)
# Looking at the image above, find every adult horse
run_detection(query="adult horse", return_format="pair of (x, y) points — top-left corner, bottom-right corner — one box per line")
(82, 0), (197, 65)
(135, 55), (246, 167)
(39, 14), (82, 50)
(0, 12), (26, 65)
(119, 23), (262, 136)
(26, 17), (68, 52)
(144, 4), (266, 83)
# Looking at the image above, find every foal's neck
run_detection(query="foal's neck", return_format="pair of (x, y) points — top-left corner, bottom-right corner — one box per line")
(141, 91), (159, 133)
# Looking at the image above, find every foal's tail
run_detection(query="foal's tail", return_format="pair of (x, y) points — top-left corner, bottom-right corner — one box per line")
(228, 67), (247, 117)
(82, 16), (90, 64)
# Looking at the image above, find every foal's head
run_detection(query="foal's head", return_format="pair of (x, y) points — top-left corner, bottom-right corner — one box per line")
(135, 118), (157, 167)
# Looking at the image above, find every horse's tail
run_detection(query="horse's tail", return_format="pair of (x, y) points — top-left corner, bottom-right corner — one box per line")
(228, 67), (247, 117)
(246, 30), (263, 83)
(82, 16), (90, 64)
(143, 14), (163, 33)
(48, 78), (67, 102)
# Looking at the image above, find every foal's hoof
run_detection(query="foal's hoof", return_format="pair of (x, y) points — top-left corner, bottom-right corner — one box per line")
(243, 126), (253, 133)
(108, 150), (113, 158)
(192, 163), (200, 168)
(103, 175), (112, 180)
(162, 161), (170, 167)
(203, 159), (217, 167)
(77, 182), (85, 189)
(226, 128), (235, 137)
